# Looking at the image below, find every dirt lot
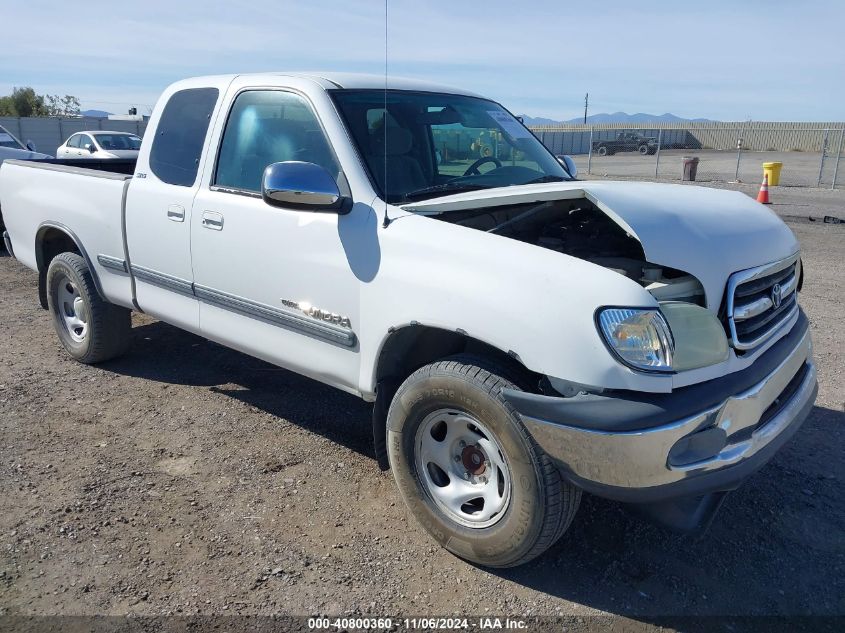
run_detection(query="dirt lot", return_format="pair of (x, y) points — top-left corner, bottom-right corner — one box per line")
(1, 183), (843, 629)
(571, 149), (843, 189)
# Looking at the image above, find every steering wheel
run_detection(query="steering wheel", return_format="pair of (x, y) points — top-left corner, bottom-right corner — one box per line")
(463, 156), (502, 176)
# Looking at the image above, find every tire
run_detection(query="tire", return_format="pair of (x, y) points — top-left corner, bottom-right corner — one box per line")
(387, 356), (581, 567)
(638, 144), (649, 155)
(596, 145), (608, 157)
(46, 252), (131, 364)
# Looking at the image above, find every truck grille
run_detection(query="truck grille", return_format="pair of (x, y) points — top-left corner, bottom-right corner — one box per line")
(726, 255), (800, 350)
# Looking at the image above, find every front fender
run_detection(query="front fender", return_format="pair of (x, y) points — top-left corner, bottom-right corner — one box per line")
(358, 213), (673, 396)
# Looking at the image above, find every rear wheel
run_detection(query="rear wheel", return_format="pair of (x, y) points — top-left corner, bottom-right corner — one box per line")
(638, 144), (650, 155)
(387, 356), (581, 567)
(46, 252), (131, 363)
(596, 145), (608, 157)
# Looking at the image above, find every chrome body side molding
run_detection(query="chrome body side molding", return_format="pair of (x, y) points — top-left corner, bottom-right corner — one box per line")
(194, 284), (357, 348)
(97, 254), (128, 273)
(130, 264), (195, 296)
(101, 259), (357, 348)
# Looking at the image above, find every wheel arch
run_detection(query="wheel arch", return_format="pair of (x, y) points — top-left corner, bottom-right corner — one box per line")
(370, 323), (541, 470)
(35, 222), (105, 309)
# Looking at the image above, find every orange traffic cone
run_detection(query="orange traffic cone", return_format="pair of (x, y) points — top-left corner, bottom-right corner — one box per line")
(757, 173), (771, 204)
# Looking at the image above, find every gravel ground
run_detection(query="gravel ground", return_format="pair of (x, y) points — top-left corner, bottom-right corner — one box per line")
(0, 183), (843, 630)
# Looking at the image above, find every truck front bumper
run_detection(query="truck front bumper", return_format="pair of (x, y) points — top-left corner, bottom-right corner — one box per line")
(504, 311), (817, 523)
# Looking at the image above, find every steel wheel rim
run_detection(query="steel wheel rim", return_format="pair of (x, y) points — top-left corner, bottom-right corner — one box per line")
(56, 274), (88, 343)
(415, 408), (511, 529)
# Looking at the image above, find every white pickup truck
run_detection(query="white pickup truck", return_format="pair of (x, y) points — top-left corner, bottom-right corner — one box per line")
(0, 73), (817, 567)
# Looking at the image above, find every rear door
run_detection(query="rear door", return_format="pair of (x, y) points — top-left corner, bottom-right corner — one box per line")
(124, 83), (226, 332)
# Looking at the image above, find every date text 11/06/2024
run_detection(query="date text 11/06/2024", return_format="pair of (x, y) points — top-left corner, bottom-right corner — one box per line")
(307, 617), (529, 630)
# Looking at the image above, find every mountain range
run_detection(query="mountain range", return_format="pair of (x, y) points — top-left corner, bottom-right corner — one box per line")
(81, 109), (112, 118)
(520, 112), (715, 125)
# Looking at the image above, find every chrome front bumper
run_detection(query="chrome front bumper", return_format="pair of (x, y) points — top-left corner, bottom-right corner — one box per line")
(516, 323), (817, 500)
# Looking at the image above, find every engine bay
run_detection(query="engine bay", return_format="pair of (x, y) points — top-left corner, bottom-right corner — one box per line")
(433, 197), (705, 304)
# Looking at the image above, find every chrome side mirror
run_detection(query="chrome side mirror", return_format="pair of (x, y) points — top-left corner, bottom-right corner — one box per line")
(557, 155), (578, 179)
(261, 161), (349, 212)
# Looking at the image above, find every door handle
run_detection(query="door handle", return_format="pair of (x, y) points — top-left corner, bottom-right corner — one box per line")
(201, 211), (224, 230)
(167, 204), (185, 222)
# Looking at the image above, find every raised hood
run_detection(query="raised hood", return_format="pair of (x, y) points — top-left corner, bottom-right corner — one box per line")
(402, 181), (799, 309)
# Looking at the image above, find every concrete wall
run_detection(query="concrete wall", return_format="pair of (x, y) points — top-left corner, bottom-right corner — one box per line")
(0, 117), (149, 157)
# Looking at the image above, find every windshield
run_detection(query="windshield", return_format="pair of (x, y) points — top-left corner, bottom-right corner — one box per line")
(331, 90), (570, 203)
(0, 127), (25, 150)
(93, 133), (142, 151)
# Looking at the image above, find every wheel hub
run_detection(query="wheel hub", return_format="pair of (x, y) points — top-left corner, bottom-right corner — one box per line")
(461, 445), (486, 476)
(55, 275), (88, 343)
(415, 409), (511, 529)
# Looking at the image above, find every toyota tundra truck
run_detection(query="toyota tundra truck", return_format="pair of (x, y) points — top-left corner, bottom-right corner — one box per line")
(0, 73), (817, 567)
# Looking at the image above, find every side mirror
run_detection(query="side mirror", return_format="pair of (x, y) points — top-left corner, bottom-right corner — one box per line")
(261, 161), (349, 212)
(25, 140), (36, 151)
(87, 144), (97, 154)
(557, 155), (578, 179)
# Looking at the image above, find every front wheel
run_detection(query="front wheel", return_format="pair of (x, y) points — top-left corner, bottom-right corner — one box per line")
(387, 357), (581, 567)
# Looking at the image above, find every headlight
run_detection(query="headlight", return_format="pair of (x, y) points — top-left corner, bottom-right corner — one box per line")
(597, 308), (674, 372)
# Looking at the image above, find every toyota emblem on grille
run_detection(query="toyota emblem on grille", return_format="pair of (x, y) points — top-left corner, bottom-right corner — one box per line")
(771, 283), (782, 309)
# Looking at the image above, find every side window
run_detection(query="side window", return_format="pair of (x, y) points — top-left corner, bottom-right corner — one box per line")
(214, 90), (339, 193)
(67, 135), (79, 148)
(149, 87), (219, 187)
(80, 135), (93, 149)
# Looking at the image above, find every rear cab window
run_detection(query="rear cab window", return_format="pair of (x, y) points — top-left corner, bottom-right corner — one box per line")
(149, 87), (219, 186)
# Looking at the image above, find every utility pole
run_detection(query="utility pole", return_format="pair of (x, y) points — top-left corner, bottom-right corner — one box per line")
(584, 93), (589, 124)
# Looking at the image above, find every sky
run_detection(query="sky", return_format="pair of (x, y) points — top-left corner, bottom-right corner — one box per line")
(1, 0), (843, 122)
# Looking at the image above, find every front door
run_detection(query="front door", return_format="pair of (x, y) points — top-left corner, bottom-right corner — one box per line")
(190, 86), (369, 393)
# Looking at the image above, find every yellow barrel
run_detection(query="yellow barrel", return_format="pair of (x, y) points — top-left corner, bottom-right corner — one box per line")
(763, 161), (783, 186)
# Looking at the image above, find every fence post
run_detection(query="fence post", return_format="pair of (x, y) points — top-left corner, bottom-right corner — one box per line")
(16, 118), (23, 144)
(587, 126), (593, 175)
(734, 127), (743, 181)
(832, 128), (844, 190)
(817, 129), (830, 187)
(654, 129), (662, 178)
(58, 118), (64, 150)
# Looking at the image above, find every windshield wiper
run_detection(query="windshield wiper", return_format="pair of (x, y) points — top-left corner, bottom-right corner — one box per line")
(523, 174), (569, 185)
(402, 181), (493, 202)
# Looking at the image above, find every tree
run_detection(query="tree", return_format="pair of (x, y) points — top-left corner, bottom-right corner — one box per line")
(45, 94), (81, 117)
(0, 87), (80, 117)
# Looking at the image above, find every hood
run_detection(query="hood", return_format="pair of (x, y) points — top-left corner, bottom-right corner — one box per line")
(401, 180), (799, 309)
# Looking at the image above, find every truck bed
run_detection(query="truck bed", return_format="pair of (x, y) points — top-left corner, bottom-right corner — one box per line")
(0, 158), (136, 310)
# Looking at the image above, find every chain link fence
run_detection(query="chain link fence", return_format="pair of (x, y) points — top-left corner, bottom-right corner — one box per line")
(532, 123), (845, 189)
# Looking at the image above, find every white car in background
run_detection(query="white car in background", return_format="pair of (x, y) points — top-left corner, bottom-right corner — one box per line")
(56, 131), (142, 159)
(0, 125), (51, 165)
